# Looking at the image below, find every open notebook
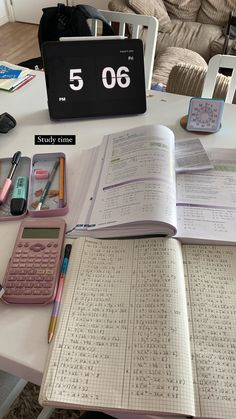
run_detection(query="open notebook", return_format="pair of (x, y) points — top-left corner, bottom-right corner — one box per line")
(39, 237), (236, 419)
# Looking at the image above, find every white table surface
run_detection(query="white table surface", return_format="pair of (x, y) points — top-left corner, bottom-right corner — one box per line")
(0, 72), (235, 385)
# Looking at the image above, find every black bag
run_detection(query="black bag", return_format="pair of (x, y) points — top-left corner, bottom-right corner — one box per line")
(19, 3), (115, 69)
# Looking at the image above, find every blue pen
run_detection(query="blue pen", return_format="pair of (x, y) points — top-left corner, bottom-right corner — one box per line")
(0, 283), (5, 298)
(48, 244), (72, 343)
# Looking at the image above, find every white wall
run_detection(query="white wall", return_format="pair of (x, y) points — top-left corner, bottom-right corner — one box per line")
(1, 0), (109, 25)
(0, 0), (9, 25)
(72, 0), (109, 9)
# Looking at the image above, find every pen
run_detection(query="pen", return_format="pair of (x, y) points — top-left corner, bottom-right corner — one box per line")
(36, 158), (59, 210)
(59, 157), (64, 208)
(0, 151), (21, 204)
(48, 244), (72, 343)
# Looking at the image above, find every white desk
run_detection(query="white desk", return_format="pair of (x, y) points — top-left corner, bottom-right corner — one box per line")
(0, 72), (235, 386)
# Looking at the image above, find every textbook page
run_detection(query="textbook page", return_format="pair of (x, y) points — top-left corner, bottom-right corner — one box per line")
(39, 237), (195, 416)
(176, 148), (236, 244)
(183, 244), (236, 419)
(65, 145), (103, 236)
(86, 124), (177, 237)
(175, 138), (213, 173)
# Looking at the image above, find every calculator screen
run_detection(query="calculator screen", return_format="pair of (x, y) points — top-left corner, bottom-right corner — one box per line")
(22, 228), (60, 239)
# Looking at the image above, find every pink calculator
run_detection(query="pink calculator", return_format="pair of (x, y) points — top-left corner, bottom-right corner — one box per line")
(2, 218), (66, 304)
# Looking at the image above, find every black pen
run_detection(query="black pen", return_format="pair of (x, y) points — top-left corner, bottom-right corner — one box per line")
(0, 151), (21, 204)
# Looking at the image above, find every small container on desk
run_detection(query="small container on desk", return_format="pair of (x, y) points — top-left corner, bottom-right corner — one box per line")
(0, 152), (68, 221)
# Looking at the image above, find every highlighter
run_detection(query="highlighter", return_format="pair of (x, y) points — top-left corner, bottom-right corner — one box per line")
(0, 151), (21, 204)
(10, 176), (28, 215)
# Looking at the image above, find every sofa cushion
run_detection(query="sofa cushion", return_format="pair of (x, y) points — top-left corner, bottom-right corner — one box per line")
(156, 19), (224, 61)
(164, 0), (201, 21)
(152, 46), (207, 86)
(210, 38), (234, 57)
(127, 0), (172, 33)
(197, 0), (236, 26)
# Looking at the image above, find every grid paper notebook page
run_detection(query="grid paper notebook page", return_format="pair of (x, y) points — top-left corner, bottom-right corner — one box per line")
(183, 245), (236, 419)
(39, 237), (195, 416)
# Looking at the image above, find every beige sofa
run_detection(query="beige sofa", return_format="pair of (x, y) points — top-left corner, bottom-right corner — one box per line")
(109, 0), (235, 61)
(108, 0), (236, 86)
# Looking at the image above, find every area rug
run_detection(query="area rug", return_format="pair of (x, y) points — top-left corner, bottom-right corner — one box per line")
(4, 381), (82, 418)
(4, 382), (115, 419)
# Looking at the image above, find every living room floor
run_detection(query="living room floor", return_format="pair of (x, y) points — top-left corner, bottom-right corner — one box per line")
(0, 21), (40, 64)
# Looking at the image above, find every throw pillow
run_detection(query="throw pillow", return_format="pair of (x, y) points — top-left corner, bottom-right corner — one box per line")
(164, 0), (201, 22)
(197, 0), (236, 26)
(127, 0), (172, 33)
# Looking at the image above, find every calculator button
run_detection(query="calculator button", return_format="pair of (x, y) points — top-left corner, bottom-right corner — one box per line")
(42, 289), (51, 295)
(9, 269), (17, 275)
(33, 290), (41, 295)
(45, 269), (54, 275)
(34, 263), (41, 268)
(30, 243), (45, 252)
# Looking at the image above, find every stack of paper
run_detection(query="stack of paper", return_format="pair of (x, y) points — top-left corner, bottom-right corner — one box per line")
(0, 61), (35, 92)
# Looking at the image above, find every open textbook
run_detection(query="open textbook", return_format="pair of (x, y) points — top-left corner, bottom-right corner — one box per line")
(68, 124), (177, 238)
(66, 124), (236, 243)
(39, 237), (236, 419)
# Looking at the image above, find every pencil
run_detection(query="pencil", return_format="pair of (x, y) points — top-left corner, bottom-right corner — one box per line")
(48, 244), (72, 343)
(36, 159), (59, 211)
(59, 157), (64, 208)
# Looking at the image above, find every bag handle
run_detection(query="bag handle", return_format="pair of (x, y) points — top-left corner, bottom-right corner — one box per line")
(77, 4), (115, 36)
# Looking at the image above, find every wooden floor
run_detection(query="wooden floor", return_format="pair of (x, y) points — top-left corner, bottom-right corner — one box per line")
(0, 22), (40, 64)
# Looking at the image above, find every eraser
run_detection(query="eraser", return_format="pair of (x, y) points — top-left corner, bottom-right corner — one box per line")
(34, 169), (49, 180)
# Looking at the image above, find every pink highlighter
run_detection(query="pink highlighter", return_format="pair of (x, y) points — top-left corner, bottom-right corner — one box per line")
(0, 151), (21, 204)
